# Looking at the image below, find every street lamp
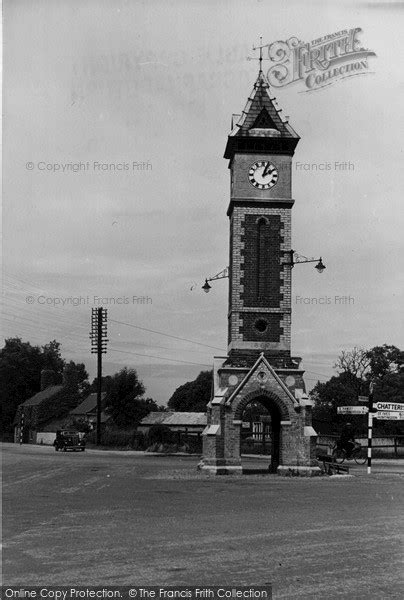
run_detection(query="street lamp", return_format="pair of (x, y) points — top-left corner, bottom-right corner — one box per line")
(202, 267), (229, 293)
(287, 250), (326, 273)
(315, 258), (326, 273)
(202, 279), (212, 293)
(202, 251), (325, 292)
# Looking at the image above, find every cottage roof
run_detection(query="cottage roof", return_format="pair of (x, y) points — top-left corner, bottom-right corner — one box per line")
(20, 385), (64, 407)
(70, 392), (107, 415)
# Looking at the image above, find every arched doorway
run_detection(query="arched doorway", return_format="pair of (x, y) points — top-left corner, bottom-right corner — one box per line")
(238, 395), (282, 473)
(201, 354), (321, 475)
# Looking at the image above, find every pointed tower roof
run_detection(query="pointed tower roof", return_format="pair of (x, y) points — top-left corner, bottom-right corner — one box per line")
(224, 71), (300, 160)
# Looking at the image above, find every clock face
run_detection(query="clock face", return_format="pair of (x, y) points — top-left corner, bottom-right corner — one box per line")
(248, 161), (279, 190)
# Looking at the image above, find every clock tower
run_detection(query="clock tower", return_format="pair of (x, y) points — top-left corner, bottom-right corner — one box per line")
(200, 69), (320, 476)
(225, 70), (298, 367)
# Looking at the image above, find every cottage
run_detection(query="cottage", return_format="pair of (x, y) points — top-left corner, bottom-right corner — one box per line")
(69, 392), (110, 429)
(14, 369), (65, 444)
(13, 369), (104, 445)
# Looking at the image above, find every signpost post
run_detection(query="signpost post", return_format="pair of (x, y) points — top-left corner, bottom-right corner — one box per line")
(367, 382), (374, 475)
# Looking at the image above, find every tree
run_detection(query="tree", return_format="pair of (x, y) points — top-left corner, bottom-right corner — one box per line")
(368, 346), (404, 435)
(104, 367), (158, 427)
(148, 424), (174, 445)
(335, 344), (403, 384)
(365, 345), (404, 381)
(334, 347), (370, 379)
(312, 344), (404, 435)
(0, 338), (69, 437)
(88, 375), (113, 393)
(63, 360), (89, 394)
(42, 340), (65, 373)
(311, 371), (364, 431)
(167, 370), (212, 412)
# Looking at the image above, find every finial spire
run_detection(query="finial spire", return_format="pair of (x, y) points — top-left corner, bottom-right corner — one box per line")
(259, 35), (263, 73)
(247, 36), (269, 78)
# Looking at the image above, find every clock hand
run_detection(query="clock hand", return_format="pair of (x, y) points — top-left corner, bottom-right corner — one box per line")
(262, 163), (273, 178)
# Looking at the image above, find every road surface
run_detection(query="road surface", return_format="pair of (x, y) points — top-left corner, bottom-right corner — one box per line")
(2, 443), (403, 599)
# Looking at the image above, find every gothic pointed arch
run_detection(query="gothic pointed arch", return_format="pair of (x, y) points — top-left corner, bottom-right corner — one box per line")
(233, 389), (290, 422)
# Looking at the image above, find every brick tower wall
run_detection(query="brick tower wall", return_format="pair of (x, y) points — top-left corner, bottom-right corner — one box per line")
(228, 204), (292, 363)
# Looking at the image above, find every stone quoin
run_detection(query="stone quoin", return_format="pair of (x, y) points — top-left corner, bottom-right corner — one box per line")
(199, 67), (321, 475)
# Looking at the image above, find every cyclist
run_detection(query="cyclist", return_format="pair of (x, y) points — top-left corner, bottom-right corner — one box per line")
(339, 422), (356, 457)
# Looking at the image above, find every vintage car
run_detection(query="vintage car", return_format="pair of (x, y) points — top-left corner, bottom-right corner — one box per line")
(53, 430), (86, 452)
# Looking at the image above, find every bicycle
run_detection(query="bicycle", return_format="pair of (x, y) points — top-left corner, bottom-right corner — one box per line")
(332, 441), (367, 465)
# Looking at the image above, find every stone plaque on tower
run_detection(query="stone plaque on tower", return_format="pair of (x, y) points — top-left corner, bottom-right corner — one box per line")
(199, 62), (320, 476)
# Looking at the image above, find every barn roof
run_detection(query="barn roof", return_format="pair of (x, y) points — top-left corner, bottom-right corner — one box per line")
(140, 412), (207, 427)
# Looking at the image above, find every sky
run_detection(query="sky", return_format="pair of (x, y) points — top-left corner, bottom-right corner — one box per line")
(2, 0), (404, 405)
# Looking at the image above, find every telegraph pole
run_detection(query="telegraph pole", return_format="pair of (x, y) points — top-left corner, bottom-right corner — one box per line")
(90, 307), (108, 445)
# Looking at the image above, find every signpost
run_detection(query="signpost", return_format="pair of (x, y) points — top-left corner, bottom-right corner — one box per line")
(367, 382), (374, 475)
(374, 401), (404, 412)
(337, 406), (368, 414)
(373, 402), (404, 421)
(375, 411), (404, 420)
(338, 394), (403, 474)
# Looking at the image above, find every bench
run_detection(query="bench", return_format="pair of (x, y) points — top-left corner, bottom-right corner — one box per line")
(317, 454), (350, 475)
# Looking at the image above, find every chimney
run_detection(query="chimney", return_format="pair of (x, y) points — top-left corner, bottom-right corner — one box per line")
(40, 369), (56, 391)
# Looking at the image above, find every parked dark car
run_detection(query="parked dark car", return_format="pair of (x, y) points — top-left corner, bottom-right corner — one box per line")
(53, 430), (86, 452)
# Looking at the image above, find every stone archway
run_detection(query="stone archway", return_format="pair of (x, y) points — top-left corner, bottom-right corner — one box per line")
(234, 389), (290, 421)
(200, 353), (321, 475)
(234, 390), (289, 472)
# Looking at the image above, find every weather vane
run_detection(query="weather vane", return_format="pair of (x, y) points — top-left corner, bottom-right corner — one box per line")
(247, 36), (270, 73)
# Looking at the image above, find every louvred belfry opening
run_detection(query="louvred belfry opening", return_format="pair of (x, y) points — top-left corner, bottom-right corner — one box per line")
(251, 108), (278, 130)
